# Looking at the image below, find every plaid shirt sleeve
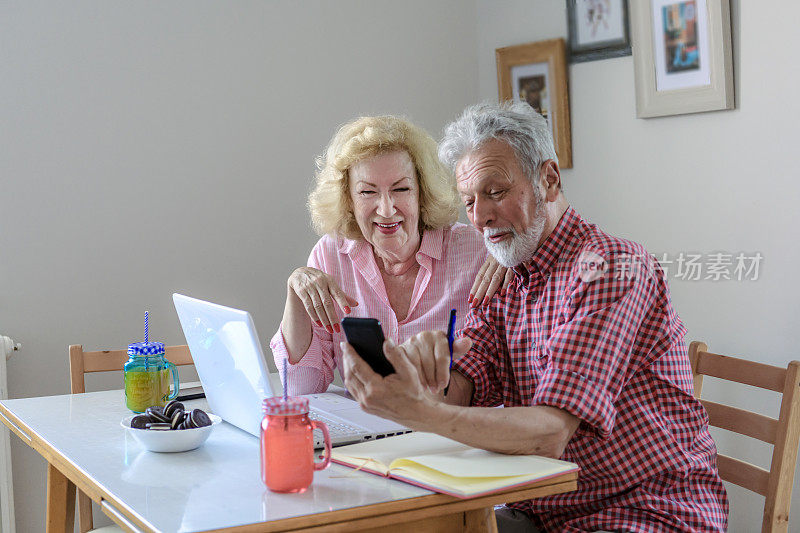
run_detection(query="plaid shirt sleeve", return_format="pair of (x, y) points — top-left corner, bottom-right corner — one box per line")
(453, 306), (505, 408)
(535, 252), (673, 439)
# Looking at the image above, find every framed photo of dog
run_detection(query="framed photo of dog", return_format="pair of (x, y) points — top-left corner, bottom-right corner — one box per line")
(495, 38), (572, 168)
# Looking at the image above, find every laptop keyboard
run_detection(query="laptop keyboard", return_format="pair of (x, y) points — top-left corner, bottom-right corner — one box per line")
(308, 410), (364, 439)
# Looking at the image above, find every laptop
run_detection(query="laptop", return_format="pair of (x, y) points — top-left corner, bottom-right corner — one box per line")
(172, 293), (411, 447)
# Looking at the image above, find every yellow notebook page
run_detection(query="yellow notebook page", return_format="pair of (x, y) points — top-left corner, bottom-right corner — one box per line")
(389, 460), (546, 495)
(331, 432), (470, 470)
(390, 448), (573, 478)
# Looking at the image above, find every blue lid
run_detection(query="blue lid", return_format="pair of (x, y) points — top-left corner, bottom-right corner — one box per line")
(128, 342), (165, 356)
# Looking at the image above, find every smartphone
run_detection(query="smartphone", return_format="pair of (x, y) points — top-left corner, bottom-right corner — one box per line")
(340, 317), (396, 377)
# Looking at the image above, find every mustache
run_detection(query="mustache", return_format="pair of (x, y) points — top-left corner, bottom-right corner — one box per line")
(483, 227), (516, 238)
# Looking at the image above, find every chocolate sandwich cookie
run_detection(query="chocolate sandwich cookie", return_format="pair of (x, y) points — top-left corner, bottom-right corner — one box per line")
(189, 409), (212, 428)
(179, 411), (194, 429)
(130, 415), (152, 429)
(146, 406), (170, 423)
(164, 400), (185, 419)
(145, 422), (171, 430)
(170, 409), (185, 430)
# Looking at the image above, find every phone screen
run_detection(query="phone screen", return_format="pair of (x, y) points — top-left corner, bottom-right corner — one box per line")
(341, 317), (396, 376)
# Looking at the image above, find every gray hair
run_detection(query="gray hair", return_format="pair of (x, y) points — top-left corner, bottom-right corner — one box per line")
(438, 101), (557, 183)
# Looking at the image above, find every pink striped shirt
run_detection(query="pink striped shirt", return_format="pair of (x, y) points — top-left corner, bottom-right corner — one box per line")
(270, 223), (487, 394)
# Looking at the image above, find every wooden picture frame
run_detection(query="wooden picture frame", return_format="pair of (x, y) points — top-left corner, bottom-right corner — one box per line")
(631, 0), (734, 118)
(567, 0), (632, 63)
(496, 38), (572, 168)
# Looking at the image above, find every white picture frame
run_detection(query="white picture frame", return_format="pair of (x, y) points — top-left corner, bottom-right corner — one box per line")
(631, 0), (734, 118)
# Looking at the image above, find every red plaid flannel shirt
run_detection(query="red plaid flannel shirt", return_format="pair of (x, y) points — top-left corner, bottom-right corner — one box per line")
(454, 207), (728, 532)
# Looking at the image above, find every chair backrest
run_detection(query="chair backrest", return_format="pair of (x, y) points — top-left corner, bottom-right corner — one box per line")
(689, 341), (800, 533)
(68, 343), (194, 533)
(68, 344), (194, 394)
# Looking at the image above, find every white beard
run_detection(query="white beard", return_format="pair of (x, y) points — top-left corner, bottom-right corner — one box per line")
(484, 220), (544, 267)
(483, 192), (547, 267)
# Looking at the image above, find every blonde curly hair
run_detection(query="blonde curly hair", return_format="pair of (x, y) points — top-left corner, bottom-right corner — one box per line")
(309, 115), (459, 240)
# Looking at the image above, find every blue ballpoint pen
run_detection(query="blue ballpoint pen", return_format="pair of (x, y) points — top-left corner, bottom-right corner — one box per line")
(443, 308), (456, 396)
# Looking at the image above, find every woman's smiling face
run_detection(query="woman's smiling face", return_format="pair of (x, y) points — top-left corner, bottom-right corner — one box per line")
(348, 150), (421, 263)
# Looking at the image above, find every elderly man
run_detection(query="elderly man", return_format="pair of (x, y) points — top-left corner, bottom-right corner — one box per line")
(341, 102), (728, 533)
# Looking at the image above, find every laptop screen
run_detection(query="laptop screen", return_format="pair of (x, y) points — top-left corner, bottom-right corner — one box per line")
(173, 293), (273, 436)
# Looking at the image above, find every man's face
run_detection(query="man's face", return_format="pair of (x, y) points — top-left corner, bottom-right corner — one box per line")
(455, 139), (546, 267)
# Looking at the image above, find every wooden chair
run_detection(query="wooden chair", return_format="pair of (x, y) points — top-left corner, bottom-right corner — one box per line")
(689, 341), (800, 533)
(68, 344), (194, 533)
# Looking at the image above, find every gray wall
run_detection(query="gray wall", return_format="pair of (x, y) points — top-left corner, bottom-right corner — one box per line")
(477, 1), (799, 531)
(1, 1), (478, 530)
(3, 0), (798, 531)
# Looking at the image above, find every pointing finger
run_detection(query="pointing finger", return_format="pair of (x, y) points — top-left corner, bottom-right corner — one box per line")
(382, 339), (418, 382)
(332, 285), (358, 315)
(318, 287), (339, 333)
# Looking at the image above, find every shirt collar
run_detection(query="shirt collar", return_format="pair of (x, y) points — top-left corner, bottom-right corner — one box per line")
(415, 227), (444, 261)
(337, 227), (444, 261)
(336, 235), (362, 256)
(512, 205), (581, 279)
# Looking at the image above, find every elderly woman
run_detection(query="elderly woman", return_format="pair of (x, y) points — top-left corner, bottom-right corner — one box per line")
(270, 115), (506, 394)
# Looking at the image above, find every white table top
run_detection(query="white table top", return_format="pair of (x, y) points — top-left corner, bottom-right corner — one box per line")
(1, 389), (432, 532)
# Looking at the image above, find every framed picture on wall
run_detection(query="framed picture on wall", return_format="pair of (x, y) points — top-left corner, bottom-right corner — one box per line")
(631, 0), (734, 118)
(567, 0), (632, 63)
(495, 39), (572, 168)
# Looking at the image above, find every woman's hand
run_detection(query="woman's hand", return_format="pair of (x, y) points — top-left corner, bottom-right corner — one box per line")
(469, 255), (512, 307)
(287, 267), (358, 333)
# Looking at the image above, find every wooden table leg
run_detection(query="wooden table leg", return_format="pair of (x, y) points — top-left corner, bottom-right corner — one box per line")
(46, 462), (75, 533)
(78, 489), (94, 532)
(463, 506), (498, 533)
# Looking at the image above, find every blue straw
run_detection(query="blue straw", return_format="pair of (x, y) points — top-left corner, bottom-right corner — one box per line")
(283, 357), (288, 401)
(144, 311), (149, 344)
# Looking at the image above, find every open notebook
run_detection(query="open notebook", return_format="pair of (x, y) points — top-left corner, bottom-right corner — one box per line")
(331, 432), (578, 498)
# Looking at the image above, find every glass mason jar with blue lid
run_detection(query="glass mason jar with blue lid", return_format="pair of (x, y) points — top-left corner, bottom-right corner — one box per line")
(124, 341), (179, 413)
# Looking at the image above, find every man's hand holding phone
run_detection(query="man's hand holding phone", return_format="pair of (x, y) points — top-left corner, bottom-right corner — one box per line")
(341, 318), (467, 392)
(340, 322), (472, 426)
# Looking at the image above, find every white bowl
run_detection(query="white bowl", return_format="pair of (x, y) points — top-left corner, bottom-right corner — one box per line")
(121, 413), (222, 453)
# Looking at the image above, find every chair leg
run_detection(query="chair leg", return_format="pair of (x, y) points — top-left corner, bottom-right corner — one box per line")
(77, 488), (94, 532)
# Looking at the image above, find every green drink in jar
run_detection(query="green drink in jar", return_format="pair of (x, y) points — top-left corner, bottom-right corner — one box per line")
(124, 341), (179, 413)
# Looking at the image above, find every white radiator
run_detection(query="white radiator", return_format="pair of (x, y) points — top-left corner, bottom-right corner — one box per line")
(0, 336), (19, 533)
